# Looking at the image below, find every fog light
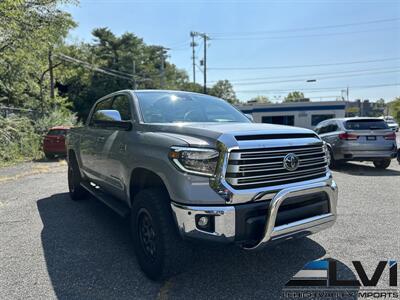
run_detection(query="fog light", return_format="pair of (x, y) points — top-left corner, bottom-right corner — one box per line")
(197, 216), (209, 227)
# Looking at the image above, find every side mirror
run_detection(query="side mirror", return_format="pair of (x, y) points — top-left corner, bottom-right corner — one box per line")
(95, 110), (122, 121)
(245, 114), (254, 122)
(93, 110), (132, 131)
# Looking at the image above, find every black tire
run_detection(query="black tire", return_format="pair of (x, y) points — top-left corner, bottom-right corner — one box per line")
(68, 155), (89, 201)
(328, 148), (340, 169)
(131, 188), (193, 281)
(373, 159), (391, 169)
(45, 152), (55, 160)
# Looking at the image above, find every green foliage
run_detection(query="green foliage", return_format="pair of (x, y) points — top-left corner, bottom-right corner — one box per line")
(209, 80), (238, 104)
(0, 116), (42, 165)
(247, 95), (271, 104)
(34, 108), (79, 135)
(388, 97), (400, 123)
(57, 28), (195, 119)
(284, 91), (308, 102)
(0, 108), (78, 165)
(0, 0), (76, 111)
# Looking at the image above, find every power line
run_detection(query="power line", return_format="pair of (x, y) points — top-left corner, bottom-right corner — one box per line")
(212, 27), (397, 41)
(57, 53), (153, 82)
(209, 57), (400, 71)
(235, 83), (400, 94)
(210, 17), (400, 36)
(209, 66), (400, 84)
(229, 69), (400, 86)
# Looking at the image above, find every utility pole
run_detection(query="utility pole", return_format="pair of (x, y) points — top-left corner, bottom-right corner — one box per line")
(159, 47), (169, 88)
(191, 32), (209, 94)
(48, 48), (55, 100)
(190, 32), (197, 84)
(346, 86), (349, 101)
(203, 33), (208, 94)
(132, 60), (137, 90)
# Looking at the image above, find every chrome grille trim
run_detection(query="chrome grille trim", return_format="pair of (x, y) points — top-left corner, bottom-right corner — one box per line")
(225, 143), (328, 189)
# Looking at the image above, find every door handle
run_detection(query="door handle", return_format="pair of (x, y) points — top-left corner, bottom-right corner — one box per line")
(96, 137), (105, 143)
(119, 143), (127, 152)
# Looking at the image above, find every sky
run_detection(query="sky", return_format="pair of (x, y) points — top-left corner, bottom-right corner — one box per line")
(65, 0), (400, 103)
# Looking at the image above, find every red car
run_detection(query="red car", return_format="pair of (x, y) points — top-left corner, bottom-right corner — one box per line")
(43, 126), (70, 159)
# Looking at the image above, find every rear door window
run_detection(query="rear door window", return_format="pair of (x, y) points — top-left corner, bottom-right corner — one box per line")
(47, 129), (68, 136)
(344, 119), (388, 130)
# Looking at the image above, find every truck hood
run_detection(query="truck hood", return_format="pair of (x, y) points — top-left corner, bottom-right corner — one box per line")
(144, 122), (317, 147)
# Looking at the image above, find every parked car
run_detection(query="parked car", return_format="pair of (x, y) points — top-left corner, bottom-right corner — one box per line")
(386, 119), (399, 132)
(66, 90), (338, 280)
(315, 117), (397, 169)
(43, 126), (70, 159)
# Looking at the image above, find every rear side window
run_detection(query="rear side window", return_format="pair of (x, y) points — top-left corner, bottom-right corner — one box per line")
(47, 129), (67, 136)
(316, 122), (337, 134)
(344, 119), (388, 130)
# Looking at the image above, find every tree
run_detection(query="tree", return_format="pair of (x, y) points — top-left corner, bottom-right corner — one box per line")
(209, 80), (238, 104)
(56, 28), (193, 119)
(388, 97), (400, 123)
(248, 95), (271, 104)
(0, 0), (76, 112)
(284, 91), (309, 102)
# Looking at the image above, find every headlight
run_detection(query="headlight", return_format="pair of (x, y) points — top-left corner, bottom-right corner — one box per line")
(322, 142), (331, 166)
(169, 147), (219, 177)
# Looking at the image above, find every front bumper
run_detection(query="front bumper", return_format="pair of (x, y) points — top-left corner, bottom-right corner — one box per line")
(171, 179), (338, 250)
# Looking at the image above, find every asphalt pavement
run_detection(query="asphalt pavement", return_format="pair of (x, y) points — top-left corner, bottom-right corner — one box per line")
(0, 157), (399, 299)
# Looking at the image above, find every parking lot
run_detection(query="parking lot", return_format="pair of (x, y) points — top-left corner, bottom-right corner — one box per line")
(0, 153), (399, 299)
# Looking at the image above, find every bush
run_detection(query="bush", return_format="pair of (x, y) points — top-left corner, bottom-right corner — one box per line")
(34, 109), (79, 135)
(0, 109), (78, 166)
(0, 116), (42, 165)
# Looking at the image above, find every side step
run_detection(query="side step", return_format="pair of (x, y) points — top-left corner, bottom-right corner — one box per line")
(81, 182), (130, 218)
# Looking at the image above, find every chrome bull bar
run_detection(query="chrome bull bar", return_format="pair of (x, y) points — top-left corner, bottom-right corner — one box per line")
(242, 180), (338, 250)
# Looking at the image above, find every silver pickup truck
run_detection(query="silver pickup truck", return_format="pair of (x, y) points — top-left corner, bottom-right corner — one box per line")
(66, 90), (338, 280)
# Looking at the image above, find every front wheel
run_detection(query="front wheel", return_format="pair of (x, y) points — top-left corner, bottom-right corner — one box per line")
(131, 188), (193, 281)
(328, 148), (341, 169)
(373, 159), (391, 169)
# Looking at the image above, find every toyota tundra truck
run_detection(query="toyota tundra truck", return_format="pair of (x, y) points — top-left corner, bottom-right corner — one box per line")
(66, 90), (338, 280)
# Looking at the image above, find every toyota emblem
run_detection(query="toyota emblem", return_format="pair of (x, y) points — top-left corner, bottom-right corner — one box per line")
(283, 153), (299, 171)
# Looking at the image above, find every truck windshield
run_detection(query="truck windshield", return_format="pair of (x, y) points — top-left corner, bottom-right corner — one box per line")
(344, 119), (389, 130)
(135, 91), (250, 123)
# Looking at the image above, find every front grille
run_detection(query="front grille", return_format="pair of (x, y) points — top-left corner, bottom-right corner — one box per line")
(226, 143), (328, 189)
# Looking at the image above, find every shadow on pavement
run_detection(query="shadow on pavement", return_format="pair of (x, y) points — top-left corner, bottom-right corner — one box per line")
(333, 161), (400, 176)
(37, 193), (332, 299)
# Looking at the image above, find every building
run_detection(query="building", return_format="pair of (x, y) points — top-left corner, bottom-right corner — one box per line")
(345, 99), (385, 117)
(236, 101), (347, 129)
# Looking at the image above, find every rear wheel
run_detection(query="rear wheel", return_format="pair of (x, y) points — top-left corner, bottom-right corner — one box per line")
(45, 152), (55, 160)
(373, 159), (391, 169)
(68, 155), (89, 200)
(131, 188), (193, 281)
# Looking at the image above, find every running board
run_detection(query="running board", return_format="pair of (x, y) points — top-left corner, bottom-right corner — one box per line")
(81, 182), (130, 218)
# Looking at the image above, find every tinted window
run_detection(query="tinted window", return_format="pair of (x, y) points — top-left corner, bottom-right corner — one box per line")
(112, 95), (132, 121)
(136, 92), (249, 123)
(312, 114), (335, 126)
(47, 129), (68, 136)
(317, 125), (329, 134)
(262, 115), (294, 126)
(90, 98), (113, 125)
(344, 119), (388, 130)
